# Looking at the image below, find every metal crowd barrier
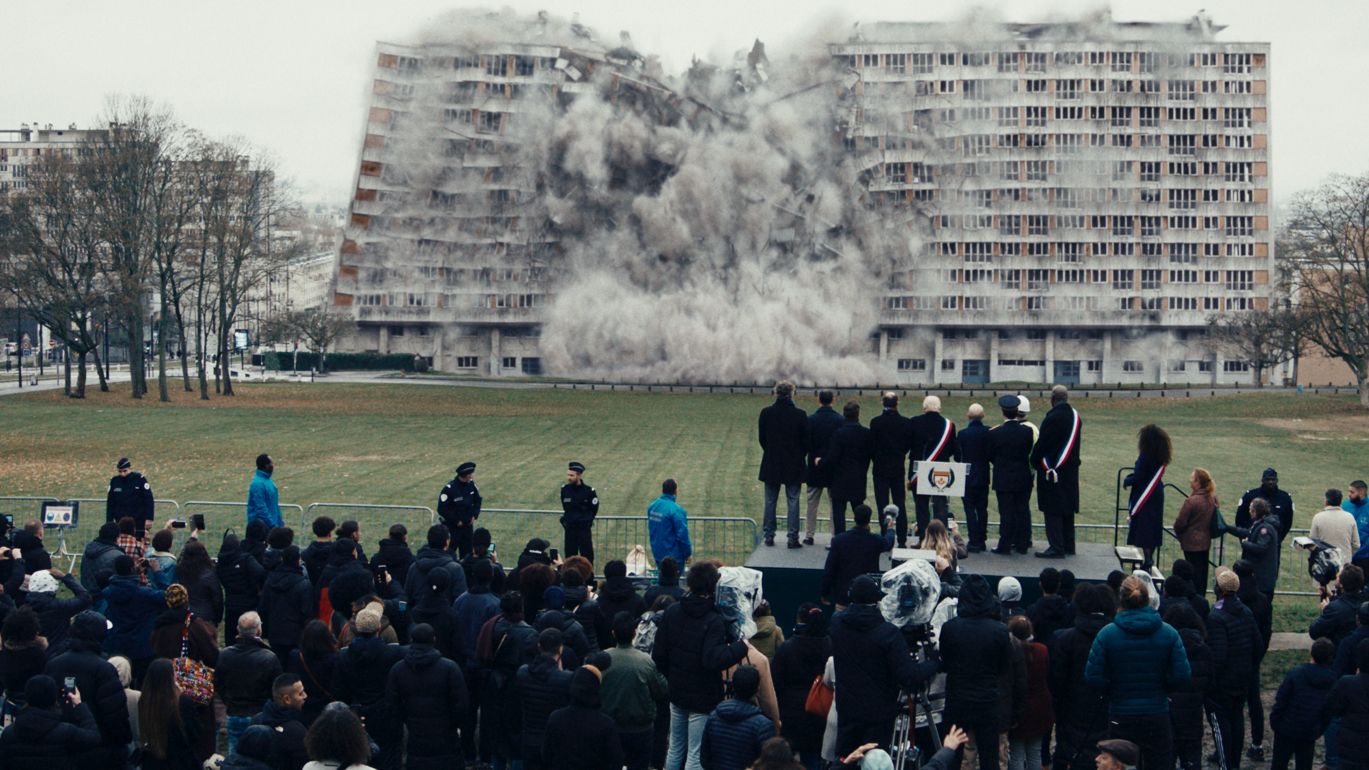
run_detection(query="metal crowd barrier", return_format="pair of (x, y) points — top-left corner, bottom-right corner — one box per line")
(478, 508), (758, 568)
(303, 502), (436, 545)
(182, 500), (306, 556)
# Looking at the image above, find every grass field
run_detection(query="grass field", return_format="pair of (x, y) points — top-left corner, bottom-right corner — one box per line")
(2, 381), (1368, 604)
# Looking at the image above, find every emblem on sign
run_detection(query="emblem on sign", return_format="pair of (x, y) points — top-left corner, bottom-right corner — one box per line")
(932, 467), (954, 490)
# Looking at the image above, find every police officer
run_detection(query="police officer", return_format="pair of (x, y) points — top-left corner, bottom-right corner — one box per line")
(106, 457), (155, 538)
(1235, 468), (1295, 539)
(988, 395), (1035, 555)
(1030, 385), (1082, 558)
(438, 461), (482, 558)
(561, 461), (599, 563)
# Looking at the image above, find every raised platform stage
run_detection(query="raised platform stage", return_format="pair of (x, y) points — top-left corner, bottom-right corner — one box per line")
(745, 535), (1123, 627)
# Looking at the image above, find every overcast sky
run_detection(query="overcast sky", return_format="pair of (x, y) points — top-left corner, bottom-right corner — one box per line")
(4, 0), (1365, 206)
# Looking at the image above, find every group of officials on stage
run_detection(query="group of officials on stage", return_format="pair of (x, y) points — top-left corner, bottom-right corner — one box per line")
(758, 382), (1083, 558)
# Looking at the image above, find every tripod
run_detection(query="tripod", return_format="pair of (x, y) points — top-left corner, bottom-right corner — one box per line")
(891, 686), (942, 770)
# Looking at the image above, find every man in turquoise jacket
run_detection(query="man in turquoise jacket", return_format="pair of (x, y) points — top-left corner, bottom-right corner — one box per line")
(648, 479), (692, 567)
(247, 453), (283, 529)
(1344, 480), (1369, 569)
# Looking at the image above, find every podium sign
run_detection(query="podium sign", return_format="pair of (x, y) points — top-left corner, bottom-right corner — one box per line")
(914, 461), (967, 497)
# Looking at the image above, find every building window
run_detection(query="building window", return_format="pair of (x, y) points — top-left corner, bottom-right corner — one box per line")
(1199, 360), (1214, 372)
(1123, 361), (1143, 373)
(1223, 360), (1251, 373)
(501, 356), (517, 368)
(1225, 270), (1254, 291)
(455, 356), (479, 368)
(898, 359), (927, 372)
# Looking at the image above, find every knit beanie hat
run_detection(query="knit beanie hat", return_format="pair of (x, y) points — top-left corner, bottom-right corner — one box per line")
(165, 583), (189, 608)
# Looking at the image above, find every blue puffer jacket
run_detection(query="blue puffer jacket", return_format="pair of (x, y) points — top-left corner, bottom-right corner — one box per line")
(102, 575), (166, 661)
(1270, 662), (1337, 740)
(1084, 606), (1190, 716)
(247, 469), (282, 529)
(700, 699), (775, 770)
(647, 494), (692, 566)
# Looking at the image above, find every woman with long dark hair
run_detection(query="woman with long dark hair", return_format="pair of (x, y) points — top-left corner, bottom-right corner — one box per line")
(1124, 424), (1172, 568)
(304, 702), (377, 770)
(138, 658), (204, 770)
(177, 539), (224, 630)
(290, 619), (340, 727)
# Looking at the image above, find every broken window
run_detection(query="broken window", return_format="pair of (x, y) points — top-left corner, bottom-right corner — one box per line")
(1225, 270), (1254, 290)
(998, 52), (1019, 73)
(1140, 270), (1162, 290)
(911, 53), (934, 74)
(1224, 108), (1252, 129)
(515, 56), (535, 76)
(1223, 53), (1252, 75)
(1025, 52), (1047, 72)
(1226, 217), (1254, 237)
(1111, 51), (1132, 72)
(484, 55), (508, 76)
(1167, 80), (1195, 101)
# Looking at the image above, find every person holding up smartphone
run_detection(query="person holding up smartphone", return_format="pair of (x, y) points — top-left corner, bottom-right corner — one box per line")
(0, 674), (103, 759)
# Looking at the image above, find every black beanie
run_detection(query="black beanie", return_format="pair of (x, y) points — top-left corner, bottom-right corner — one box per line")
(569, 666), (602, 707)
(70, 611), (108, 644)
(236, 724), (277, 760)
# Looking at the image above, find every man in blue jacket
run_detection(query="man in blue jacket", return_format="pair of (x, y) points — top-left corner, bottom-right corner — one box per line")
(1085, 574), (1191, 770)
(958, 404), (991, 553)
(247, 453), (283, 529)
(648, 479), (692, 568)
(1345, 480), (1369, 571)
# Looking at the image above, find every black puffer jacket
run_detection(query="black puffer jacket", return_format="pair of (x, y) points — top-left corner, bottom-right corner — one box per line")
(1325, 672), (1369, 761)
(652, 594), (749, 714)
(216, 534), (266, 637)
(1239, 580), (1272, 655)
(597, 578), (647, 626)
(404, 546), (468, 606)
(772, 630), (831, 754)
(410, 592), (461, 661)
(0, 641), (47, 704)
(0, 702), (106, 766)
(516, 654), (574, 762)
(1169, 626), (1212, 740)
(44, 634), (131, 752)
(78, 538), (121, 593)
(302, 540), (332, 592)
(1048, 613), (1110, 764)
(385, 642), (468, 770)
(258, 565), (313, 650)
(371, 538), (415, 590)
(534, 610), (590, 667)
(13, 531), (51, 574)
(831, 602), (938, 724)
(215, 635), (283, 716)
(1271, 662), (1337, 741)
(334, 634), (405, 710)
(1311, 589), (1366, 647)
(939, 575), (1013, 728)
(1026, 593), (1074, 647)
(1207, 596), (1260, 697)
(248, 699), (308, 770)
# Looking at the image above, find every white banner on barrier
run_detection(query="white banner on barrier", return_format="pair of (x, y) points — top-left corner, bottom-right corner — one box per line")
(913, 461), (967, 497)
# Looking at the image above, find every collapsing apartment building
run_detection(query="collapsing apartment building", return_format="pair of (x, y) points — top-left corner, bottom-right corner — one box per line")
(333, 12), (1274, 385)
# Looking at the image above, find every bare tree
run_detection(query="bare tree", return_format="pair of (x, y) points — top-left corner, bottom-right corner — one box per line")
(1283, 173), (1369, 406)
(1208, 307), (1302, 387)
(291, 305), (353, 372)
(0, 154), (112, 397)
(84, 97), (180, 399)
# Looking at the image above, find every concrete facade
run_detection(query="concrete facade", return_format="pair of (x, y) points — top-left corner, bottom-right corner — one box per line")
(334, 14), (1276, 385)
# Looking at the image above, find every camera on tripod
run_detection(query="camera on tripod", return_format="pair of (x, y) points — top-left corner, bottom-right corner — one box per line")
(878, 560), (948, 770)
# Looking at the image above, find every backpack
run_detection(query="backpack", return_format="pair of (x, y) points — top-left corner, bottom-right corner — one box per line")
(633, 610), (662, 653)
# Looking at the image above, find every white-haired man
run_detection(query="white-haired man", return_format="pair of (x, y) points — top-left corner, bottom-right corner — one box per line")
(958, 403), (992, 552)
(906, 395), (959, 545)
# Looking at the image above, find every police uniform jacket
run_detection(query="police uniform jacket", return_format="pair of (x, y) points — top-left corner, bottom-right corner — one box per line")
(822, 421), (873, 502)
(438, 477), (482, 527)
(907, 412), (961, 482)
(1235, 486), (1295, 538)
(561, 483), (599, 528)
(106, 472), (155, 524)
(958, 418), (991, 489)
(806, 406), (845, 487)
(987, 420), (1035, 493)
(757, 398), (809, 486)
(868, 409), (910, 480)
(1030, 402), (1082, 512)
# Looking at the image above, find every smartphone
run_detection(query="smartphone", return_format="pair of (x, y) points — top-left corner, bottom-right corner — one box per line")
(63, 676), (75, 694)
(191, 513), (206, 531)
(487, 542), (497, 558)
(548, 547), (559, 561)
(169, 520), (187, 529)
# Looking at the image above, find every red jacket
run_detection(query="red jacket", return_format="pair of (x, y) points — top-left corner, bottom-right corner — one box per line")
(1010, 641), (1055, 739)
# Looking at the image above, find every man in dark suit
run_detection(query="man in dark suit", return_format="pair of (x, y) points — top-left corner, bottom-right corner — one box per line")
(869, 392), (912, 547)
(958, 403), (992, 553)
(805, 390), (845, 546)
(988, 394), (1035, 555)
(906, 395), (960, 544)
(819, 401), (873, 536)
(821, 505), (895, 608)
(758, 380), (809, 548)
(1030, 385), (1082, 558)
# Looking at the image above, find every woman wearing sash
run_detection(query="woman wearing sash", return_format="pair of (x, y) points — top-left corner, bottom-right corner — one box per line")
(1124, 425), (1172, 569)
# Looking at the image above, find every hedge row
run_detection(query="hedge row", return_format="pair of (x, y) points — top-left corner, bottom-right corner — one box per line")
(261, 351), (417, 372)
